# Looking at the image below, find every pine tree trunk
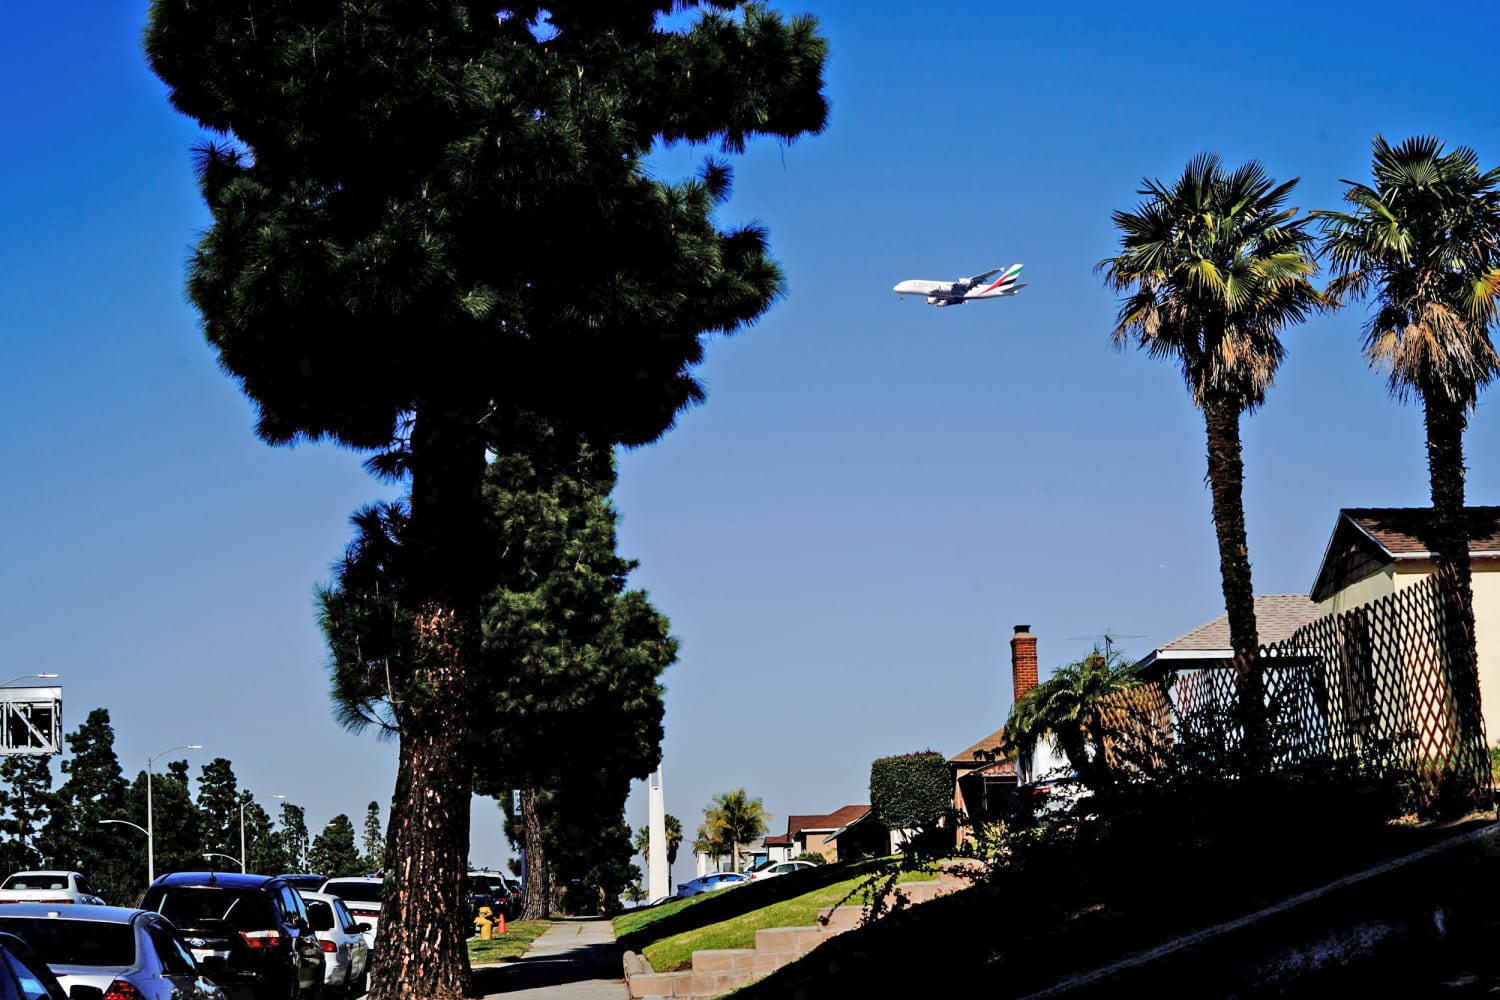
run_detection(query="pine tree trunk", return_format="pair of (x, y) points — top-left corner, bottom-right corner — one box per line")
(520, 787), (548, 920)
(1424, 400), (1488, 780)
(368, 401), (484, 1000)
(1203, 395), (1263, 771)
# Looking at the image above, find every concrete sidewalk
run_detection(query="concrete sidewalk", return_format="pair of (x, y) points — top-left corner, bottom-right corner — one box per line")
(473, 917), (629, 1000)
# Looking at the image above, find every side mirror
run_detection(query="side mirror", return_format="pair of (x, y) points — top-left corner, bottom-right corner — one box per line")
(355, 923), (371, 933)
(70, 987), (105, 1000)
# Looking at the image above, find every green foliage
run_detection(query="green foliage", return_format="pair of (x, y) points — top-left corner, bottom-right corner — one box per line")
(1002, 649), (1141, 794)
(195, 758), (240, 860)
(635, 815), (683, 866)
(362, 802), (385, 872)
(869, 752), (950, 835)
(308, 814), (364, 877)
(699, 790), (769, 872)
(127, 760), (204, 877)
(790, 853), (827, 865)
(0, 755), (53, 869)
(243, 799), (289, 875)
(278, 802), (310, 872)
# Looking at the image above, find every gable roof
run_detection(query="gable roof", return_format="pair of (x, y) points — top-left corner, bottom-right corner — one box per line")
(949, 727), (1015, 769)
(1135, 594), (1322, 674)
(1311, 507), (1500, 601)
(784, 805), (871, 839)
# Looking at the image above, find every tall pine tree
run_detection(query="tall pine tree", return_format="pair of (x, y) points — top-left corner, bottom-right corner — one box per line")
(41, 709), (134, 903)
(0, 755), (53, 872)
(145, 6), (825, 996)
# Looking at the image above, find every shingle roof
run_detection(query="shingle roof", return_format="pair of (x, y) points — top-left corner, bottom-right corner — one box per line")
(949, 726), (1015, 767)
(1310, 507), (1500, 600)
(1153, 594), (1322, 657)
(784, 805), (870, 837)
(1340, 507), (1500, 556)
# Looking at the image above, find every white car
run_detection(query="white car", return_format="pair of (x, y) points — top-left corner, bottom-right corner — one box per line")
(299, 891), (370, 999)
(318, 877), (382, 952)
(746, 861), (816, 881)
(0, 872), (105, 906)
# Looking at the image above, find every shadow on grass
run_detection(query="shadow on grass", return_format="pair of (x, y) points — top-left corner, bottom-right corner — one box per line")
(614, 859), (891, 957)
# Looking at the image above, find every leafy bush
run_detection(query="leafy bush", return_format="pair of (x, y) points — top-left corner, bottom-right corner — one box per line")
(869, 751), (950, 835)
(791, 852), (827, 865)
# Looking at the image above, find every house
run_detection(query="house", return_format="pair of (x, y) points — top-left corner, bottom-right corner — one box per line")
(761, 806), (894, 863)
(948, 625), (1071, 844)
(1310, 507), (1500, 745)
(1135, 594), (1324, 678)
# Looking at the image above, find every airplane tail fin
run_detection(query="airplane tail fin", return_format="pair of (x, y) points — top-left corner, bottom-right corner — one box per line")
(973, 264), (1024, 296)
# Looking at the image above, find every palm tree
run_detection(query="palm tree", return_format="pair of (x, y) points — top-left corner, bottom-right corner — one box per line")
(1100, 154), (1322, 767)
(1002, 648), (1141, 793)
(701, 790), (770, 873)
(634, 815), (683, 867)
(1316, 135), (1500, 767)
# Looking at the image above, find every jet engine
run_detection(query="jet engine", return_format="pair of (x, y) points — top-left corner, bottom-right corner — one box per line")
(928, 297), (962, 307)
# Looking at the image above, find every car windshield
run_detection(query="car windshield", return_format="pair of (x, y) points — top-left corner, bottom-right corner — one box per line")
(0, 919), (135, 967)
(323, 882), (381, 904)
(0, 878), (67, 892)
(142, 888), (277, 930)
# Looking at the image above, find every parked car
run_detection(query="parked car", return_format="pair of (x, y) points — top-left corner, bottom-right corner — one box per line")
(0, 904), (222, 1000)
(746, 861), (816, 881)
(464, 872), (519, 921)
(297, 892), (369, 999)
(138, 872), (323, 1000)
(674, 872), (750, 898)
(0, 931), (67, 1000)
(316, 878), (381, 952)
(0, 874), (105, 907)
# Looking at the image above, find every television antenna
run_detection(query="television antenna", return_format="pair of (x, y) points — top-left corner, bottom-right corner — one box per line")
(1067, 629), (1145, 661)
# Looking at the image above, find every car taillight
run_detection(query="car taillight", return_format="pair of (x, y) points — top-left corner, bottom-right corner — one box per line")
(239, 930), (285, 949)
(320, 941), (336, 954)
(104, 980), (141, 1000)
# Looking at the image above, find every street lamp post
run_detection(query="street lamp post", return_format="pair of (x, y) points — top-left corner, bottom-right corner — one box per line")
(239, 797), (248, 874)
(99, 819), (149, 879)
(0, 674), (58, 686)
(146, 744), (202, 885)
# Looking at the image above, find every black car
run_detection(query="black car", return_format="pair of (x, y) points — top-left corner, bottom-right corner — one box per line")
(464, 872), (519, 921)
(0, 933), (67, 1000)
(139, 873), (323, 1000)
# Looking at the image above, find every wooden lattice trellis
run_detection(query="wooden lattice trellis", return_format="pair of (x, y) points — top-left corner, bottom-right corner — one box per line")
(1098, 573), (1492, 815)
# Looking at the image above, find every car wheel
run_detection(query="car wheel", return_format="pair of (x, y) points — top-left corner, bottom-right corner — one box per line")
(348, 967), (368, 999)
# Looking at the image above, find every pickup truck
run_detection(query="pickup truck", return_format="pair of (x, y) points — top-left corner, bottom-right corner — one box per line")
(0, 871), (105, 905)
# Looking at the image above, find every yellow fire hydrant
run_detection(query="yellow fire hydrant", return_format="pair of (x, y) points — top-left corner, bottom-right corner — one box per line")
(474, 905), (496, 940)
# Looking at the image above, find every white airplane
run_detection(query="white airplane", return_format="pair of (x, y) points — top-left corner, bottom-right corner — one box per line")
(893, 264), (1026, 307)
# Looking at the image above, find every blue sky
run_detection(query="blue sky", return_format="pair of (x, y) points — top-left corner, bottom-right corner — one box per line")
(5, 1), (1500, 886)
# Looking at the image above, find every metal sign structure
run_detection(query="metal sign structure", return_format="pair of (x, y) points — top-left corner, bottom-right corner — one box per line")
(0, 686), (62, 755)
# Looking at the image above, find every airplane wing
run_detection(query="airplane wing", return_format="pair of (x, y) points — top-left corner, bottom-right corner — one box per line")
(959, 267), (1003, 287)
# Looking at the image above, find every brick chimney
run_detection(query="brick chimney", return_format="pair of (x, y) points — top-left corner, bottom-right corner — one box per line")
(1011, 625), (1038, 702)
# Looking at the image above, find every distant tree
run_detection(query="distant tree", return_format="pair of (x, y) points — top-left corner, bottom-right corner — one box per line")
(634, 815), (683, 867)
(242, 799), (288, 875)
(0, 755), (53, 870)
(309, 815), (364, 877)
(127, 760), (203, 876)
(362, 802), (385, 872)
(1100, 154), (1321, 767)
(278, 802), (310, 872)
(1003, 649), (1142, 794)
(701, 790), (769, 873)
(144, 2), (827, 994)
(41, 709), (135, 902)
(1317, 135), (1500, 781)
(195, 758), (240, 861)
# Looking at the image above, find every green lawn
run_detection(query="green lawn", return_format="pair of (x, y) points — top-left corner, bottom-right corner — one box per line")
(617, 863), (942, 973)
(465, 920), (551, 963)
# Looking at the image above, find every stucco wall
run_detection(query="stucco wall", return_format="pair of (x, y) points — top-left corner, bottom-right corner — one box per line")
(1322, 560), (1500, 748)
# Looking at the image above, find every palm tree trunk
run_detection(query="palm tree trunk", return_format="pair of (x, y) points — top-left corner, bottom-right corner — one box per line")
(368, 400), (484, 1000)
(1424, 400), (1488, 780)
(1203, 395), (1263, 771)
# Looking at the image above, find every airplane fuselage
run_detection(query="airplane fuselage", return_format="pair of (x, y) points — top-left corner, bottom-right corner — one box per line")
(892, 264), (1025, 306)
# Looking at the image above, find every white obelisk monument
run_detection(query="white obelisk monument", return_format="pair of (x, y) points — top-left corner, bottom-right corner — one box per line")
(647, 766), (668, 901)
